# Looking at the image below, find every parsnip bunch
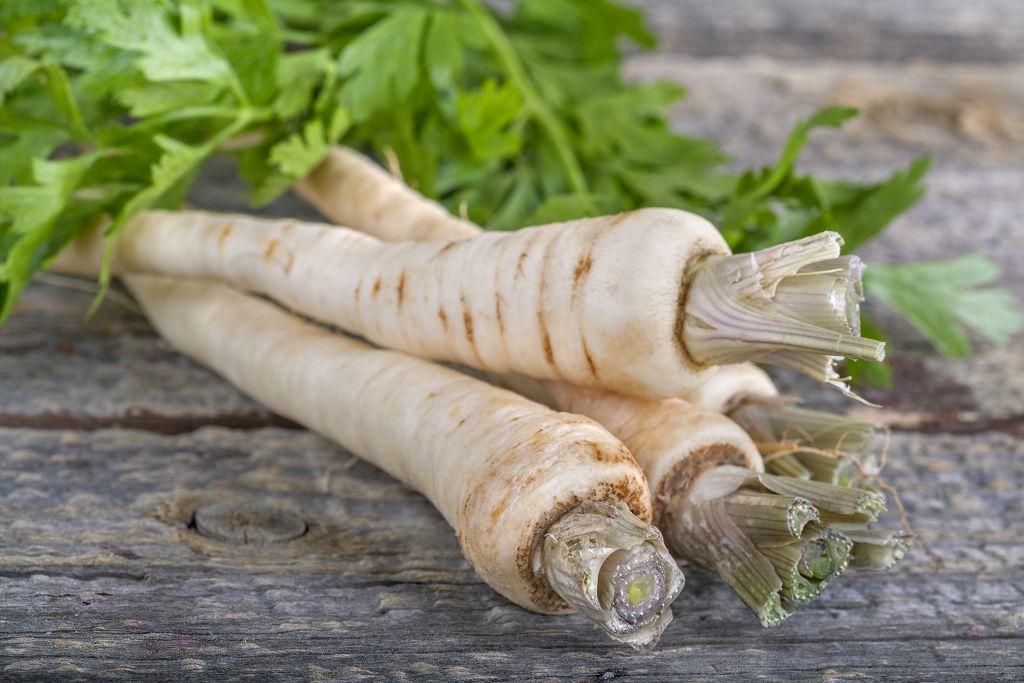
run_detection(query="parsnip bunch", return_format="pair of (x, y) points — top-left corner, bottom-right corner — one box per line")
(293, 147), (909, 625)
(51, 146), (904, 638)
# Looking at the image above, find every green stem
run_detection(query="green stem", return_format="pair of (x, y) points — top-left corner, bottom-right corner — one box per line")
(137, 106), (274, 130)
(460, 0), (593, 211)
(838, 527), (912, 569)
(730, 397), (886, 459)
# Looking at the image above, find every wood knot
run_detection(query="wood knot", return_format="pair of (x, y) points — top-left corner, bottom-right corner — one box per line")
(193, 502), (307, 545)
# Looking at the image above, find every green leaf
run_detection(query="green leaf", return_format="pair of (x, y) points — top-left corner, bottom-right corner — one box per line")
(574, 82), (685, 159)
(423, 10), (467, 94)
(0, 154), (98, 232)
(456, 79), (523, 162)
(40, 59), (91, 139)
(513, 0), (656, 63)
(273, 48), (333, 119)
(489, 163), (540, 230)
(866, 254), (1024, 357)
(0, 129), (69, 185)
(66, 0), (238, 92)
(116, 81), (225, 117)
(110, 135), (211, 226)
(721, 106), (858, 233)
(0, 151), (102, 321)
(218, 32), (281, 105)
(759, 106), (859, 195)
(210, 0), (278, 30)
(270, 112), (346, 178)
(338, 7), (428, 121)
(0, 56), (39, 104)
(252, 108), (352, 205)
(523, 193), (604, 225)
(830, 155), (931, 252)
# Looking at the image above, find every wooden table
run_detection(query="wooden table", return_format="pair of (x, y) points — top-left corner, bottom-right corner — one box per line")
(3, 2), (1023, 680)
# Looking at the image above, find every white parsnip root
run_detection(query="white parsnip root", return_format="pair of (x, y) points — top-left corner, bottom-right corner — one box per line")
(301, 148), (885, 393)
(679, 363), (779, 413)
(106, 274), (683, 648)
(58, 207), (724, 397)
(58, 199), (883, 398)
(296, 146), (480, 242)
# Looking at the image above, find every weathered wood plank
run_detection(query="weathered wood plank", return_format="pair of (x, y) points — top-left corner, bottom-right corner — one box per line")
(2, 427), (1022, 680)
(0, 282), (277, 423)
(628, 57), (1024, 171)
(631, 0), (1024, 64)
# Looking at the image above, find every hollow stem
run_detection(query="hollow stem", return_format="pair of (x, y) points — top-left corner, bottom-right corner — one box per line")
(774, 256), (865, 335)
(800, 527), (854, 586)
(538, 501), (684, 650)
(790, 450), (863, 487)
(760, 527), (852, 603)
(665, 464), (894, 626)
(757, 472), (886, 520)
(731, 397), (886, 486)
(839, 527), (912, 569)
(677, 497), (791, 627)
(723, 491), (819, 542)
(683, 232), (884, 395)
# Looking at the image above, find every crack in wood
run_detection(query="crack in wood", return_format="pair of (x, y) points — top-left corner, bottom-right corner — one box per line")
(0, 569), (149, 581)
(908, 413), (1024, 438)
(2, 409), (1020, 438)
(0, 410), (301, 434)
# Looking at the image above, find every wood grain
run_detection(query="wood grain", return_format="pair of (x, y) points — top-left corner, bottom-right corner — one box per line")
(2, 427), (1022, 680)
(633, 0), (1024, 64)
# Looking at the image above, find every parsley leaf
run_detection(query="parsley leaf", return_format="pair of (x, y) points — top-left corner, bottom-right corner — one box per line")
(66, 0), (240, 96)
(825, 155), (932, 253)
(0, 152), (102, 319)
(456, 79), (523, 163)
(338, 7), (428, 122)
(866, 254), (1023, 357)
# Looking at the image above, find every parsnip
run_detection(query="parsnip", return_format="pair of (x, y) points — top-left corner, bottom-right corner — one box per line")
(680, 363), (779, 413)
(293, 147), (895, 624)
(57, 208), (883, 399)
(109, 274), (684, 648)
(300, 148), (884, 397)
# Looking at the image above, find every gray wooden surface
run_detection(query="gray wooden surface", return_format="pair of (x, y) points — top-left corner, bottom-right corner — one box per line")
(3, 3), (1023, 681)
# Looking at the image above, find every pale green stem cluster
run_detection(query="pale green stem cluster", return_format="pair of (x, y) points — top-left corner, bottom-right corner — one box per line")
(666, 400), (908, 625)
(683, 232), (885, 398)
(669, 466), (884, 626)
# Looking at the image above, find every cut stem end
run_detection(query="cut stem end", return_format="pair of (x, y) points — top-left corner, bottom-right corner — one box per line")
(683, 232), (885, 394)
(667, 464), (898, 626)
(539, 501), (684, 650)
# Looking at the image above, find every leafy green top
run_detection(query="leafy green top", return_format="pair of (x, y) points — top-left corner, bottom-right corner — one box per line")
(0, 0), (1019, 373)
